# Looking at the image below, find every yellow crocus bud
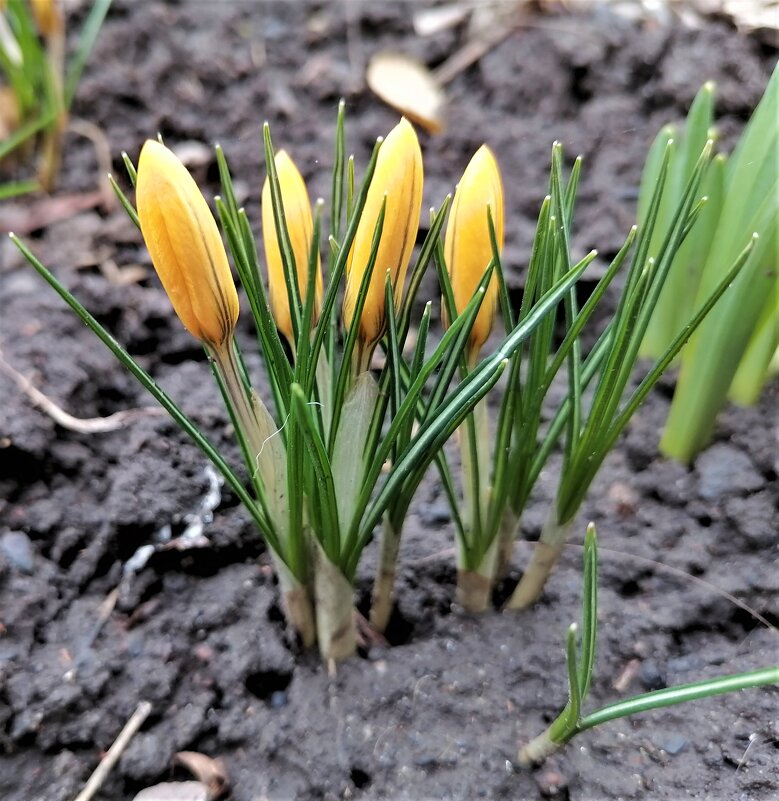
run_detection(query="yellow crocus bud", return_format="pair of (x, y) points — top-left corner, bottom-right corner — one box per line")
(261, 150), (322, 343)
(444, 144), (504, 361)
(30, 0), (63, 37)
(136, 139), (239, 348)
(343, 118), (423, 351)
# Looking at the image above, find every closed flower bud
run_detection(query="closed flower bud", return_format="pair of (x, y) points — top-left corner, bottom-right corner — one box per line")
(444, 144), (504, 360)
(136, 139), (239, 348)
(30, 0), (63, 38)
(262, 150), (322, 343)
(343, 118), (423, 350)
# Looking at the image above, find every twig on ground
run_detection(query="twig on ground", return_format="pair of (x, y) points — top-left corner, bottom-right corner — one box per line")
(0, 348), (163, 433)
(73, 700), (152, 801)
(79, 586), (119, 656)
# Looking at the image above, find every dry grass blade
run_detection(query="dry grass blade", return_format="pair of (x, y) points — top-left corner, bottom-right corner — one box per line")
(567, 541), (779, 636)
(68, 117), (117, 211)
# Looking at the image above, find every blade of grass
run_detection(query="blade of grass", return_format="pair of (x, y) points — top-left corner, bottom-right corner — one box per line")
(64, 0), (113, 107)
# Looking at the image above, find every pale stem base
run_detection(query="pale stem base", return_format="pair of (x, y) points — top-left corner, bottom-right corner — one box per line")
(494, 506), (520, 581)
(505, 512), (573, 610)
(455, 538), (499, 614)
(313, 542), (356, 661)
(277, 566), (316, 649)
(370, 516), (402, 633)
(517, 729), (561, 766)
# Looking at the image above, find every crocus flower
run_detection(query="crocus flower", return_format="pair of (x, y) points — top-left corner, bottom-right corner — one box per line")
(343, 118), (423, 351)
(136, 139), (239, 348)
(262, 150), (322, 344)
(30, 0), (63, 37)
(444, 144), (504, 361)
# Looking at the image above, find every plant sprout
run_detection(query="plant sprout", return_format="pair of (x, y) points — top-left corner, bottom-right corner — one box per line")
(504, 137), (754, 609)
(638, 81), (717, 359)
(519, 524), (779, 766)
(14, 105), (587, 662)
(659, 64), (778, 462)
(0, 0), (112, 196)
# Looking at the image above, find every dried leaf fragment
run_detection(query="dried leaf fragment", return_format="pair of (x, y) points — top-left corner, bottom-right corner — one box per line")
(412, 4), (469, 36)
(132, 783), (208, 801)
(366, 52), (445, 134)
(175, 751), (230, 798)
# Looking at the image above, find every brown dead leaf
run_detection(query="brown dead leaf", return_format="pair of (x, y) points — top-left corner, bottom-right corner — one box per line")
(412, 4), (470, 36)
(171, 141), (213, 170)
(720, 0), (779, 44)
(0, 190), (104, 235)
(175, 752), (229, 799)
(366, 52), (446, 134)
(98, 258), (149, 286)
(132, 783), (208, 801)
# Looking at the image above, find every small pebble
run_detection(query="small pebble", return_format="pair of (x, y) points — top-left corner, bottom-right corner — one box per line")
(419, 500), (451, 525)
(639, 660), (666, 691)
(0, 531), (34, 574)
(270, 690), (287, 709)
(662, 734), (688, 755)
(696, 444), (764, 501)
(536, 768), (567, 797)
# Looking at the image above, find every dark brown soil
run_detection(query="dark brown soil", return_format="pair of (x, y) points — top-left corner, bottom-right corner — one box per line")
(0, 2), (777, 800)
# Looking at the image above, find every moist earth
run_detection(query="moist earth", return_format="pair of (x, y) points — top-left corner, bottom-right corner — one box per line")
(0, 2), (777, 800)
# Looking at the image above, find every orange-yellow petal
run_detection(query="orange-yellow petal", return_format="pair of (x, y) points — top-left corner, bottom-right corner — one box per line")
(343, 118), (423, 349)
(444, 144), (504, 357)
(136, 140), (239, 347)
(30, 0), (63, 37)
(262, 150), (322, 343)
